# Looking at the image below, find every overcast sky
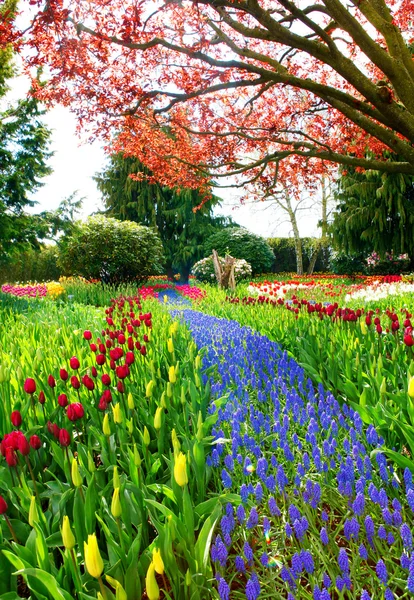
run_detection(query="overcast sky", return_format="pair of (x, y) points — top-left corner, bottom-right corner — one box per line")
(8, 74), (321, 239)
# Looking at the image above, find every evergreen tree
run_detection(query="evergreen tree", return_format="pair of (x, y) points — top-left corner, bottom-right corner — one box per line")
(330, 158), (414, 258)
(94, 153), (234, 281)
(0, 0), (53, 258)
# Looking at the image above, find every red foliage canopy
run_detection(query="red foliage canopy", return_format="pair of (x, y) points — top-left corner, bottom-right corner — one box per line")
(2, 0), (414, 196)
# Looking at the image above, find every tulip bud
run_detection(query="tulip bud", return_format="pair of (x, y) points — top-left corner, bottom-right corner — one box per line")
(60, 368), (69, 381)
(24, 378), (36, 394)
(409, 376), (414, 399)
(71, 375), (80, 390)
(103, 414), (111, 436)
(18, 434), (30, 456)
(196, 412), (204, 442)
(84, 534), (104, 579)
(0, 495), (8, 515)
(113, 466), (120, 490)
(168, 366), (176, 384)
(59, 429), (71, 447)
(146, 380), (154, 398)
(61, 515), (76, 550)
(112, 403), (122, 424)
(185, 569), (192, 586)
(163, 295), (168, 303)
(127, 392), (134, 410)
(145, 562), (160, 600)
(154, 407), (162, 431)
(166, 382), (172, 398)
(36, 348), (44, 362)
(152, 548), (164, 575)
(38, 391), (46, 404)
(174, 452), (188, 487)
(58, 393), (68, 408)
(83, 330), (92, 340)
(47, 374), (56, 388)
(28, 495), (38, 527)
(111, 487), (122, 519)
(69, 356), (80, 370)
(143, 426), (150, 447)
(105, 576), (127, 600)
(180, 385), (186, 405)
(30, 435), (41, 450)
(5, 447), (17, 467)
(167, 338), (174, 353)
(10, 410), (22, 428)
(195, 354), (201, 369)
(71, 458), (83, 488)
(88, 451), (96, 473)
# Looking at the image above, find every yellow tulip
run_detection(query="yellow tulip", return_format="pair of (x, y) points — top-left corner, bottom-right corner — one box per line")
(112, 403), (122, 424)
(106, 575), (127, 600)
(146, 380), (154, 398)
(143, 426), (151, 447)
(166, 382), (173, 398)
(154, 407), (163, 431)
(71, 458), (82, 488)
(163, 294), (168, 303)
(167, 338), (174, 353)
(103, 413), (111, 436)
(145, 562), (159, 600)
(111, 488), (122, 519)
(133, 444), (142, 467)
(152, 548), (164, 575)
(174, 452), (188, 487)
(61, 515), (76, 550)
(28, 495), (38, 527)
(84, 534), (104, 579)
(360, 320), (367, 335)
(113, 466), (120, 489)
(127, 392), (135, 410)
(195, 354), (201, 369)
(409, 376), (414, 398)
(168, 366), (176, 384)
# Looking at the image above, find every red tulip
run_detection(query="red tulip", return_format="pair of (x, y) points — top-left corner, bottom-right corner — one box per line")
(47, 421), (54, 435)
(58, 393), (68, 408)
(391, 320), (400, 332)
(143, 334), (149, 343)
(10, 411), (22, 428)
(125, 351), (134, 366)
(24, 378), (36, 394)
(98, 397), (108, 411)
(70, 376), (80, 390)
(98, 344), (106, 354)
(69, 356), (80, 370)
(60, 368), (69, 381)
(118, 333), (126, 344)
(101, 373), (111, 386)
(91, 366), (98, 378)
(66, 402), (84, 421)
(140, 345), (147, 356)
(404, 334), (414, 347)
(83, 330), (92, 340)
(0, 495), (7, 514)
(102, 389), (112, 403)
(82, 375), (95, 391)
(38, 391), (46, 405)
(117, 381), (125, 393)
(30, 435), (42, 450)
(47, 374), (56, 388)
(53, 424), (61, 439)
(116, 365), (129, 379)
(5, 447), (17, 467)
(90, 343), (98, 352)
(59, 429), (71, 447)
(96, 354), (106, 366)
(17, 435), (30, 456)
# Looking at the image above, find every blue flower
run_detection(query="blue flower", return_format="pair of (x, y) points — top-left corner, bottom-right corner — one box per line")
(338, 548), (349, 575)
(217, 576), (230, 600)
(376, 559), (388, 584)
(320, 527), (329, 545)
(245, 573), (260, 600)
(246, 507), (259, 530)
(400, 523), (413, 550)
(235, 556), (245, 573)
(243, 541), (254, 565)
(221, 469), (232, 489)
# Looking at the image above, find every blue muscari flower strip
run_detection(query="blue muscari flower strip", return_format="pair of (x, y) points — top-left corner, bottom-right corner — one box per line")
(235, 556), (245, 573)
(217, 575), (230, 600)
(384, 589), (393, 600)
(376, 559), (388, 585)
(171, 310), (414, 600)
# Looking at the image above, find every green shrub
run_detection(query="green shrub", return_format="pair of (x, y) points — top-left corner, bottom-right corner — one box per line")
(204, 228), (274, 275)
(330, 252), (367, 275)
(58, 215), (164, 283)
(267, 237), (331, 273)
(192, 255), (252, 283)
(0, 245), (60, 284)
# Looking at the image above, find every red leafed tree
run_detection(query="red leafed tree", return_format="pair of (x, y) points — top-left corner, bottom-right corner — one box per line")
(3, 0), (414, 195)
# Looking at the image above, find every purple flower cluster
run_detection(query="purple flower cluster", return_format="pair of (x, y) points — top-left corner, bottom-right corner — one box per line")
(173, 310), (414, 599)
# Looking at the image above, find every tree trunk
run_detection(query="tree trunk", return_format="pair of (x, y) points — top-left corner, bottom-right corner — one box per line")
(307, 240), (322, 275)
(212, 249), (236, 290)
(284, 192), (303, 275)
(166, 266), (174, 281)
(308, 176), (330, 275)
(179, 266), (190, 284)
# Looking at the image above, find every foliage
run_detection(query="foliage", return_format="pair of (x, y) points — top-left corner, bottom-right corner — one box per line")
(0, 244), (60, 284)
(330, 252), (367, 276)
(192, 255), (252, 284)
(331, 161), (414, 257)
(267, 237), (330, 273)
(0, 296), (221, 598)
(5, 0), (414, 198)
(57, 215), (164, 283)
(0, 2), (53, 258)
(204, 228), (274, 276)
(94, 154), (234, 280)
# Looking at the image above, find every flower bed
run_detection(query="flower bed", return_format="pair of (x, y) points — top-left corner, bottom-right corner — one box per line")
(1, 281), (65, 298)
(175, 310), (414, 599)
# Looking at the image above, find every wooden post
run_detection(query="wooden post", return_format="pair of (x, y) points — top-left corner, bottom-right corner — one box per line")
(212, 250), (236, 290)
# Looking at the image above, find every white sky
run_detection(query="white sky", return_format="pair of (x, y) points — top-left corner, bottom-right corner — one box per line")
(8, 75), (321, 239)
